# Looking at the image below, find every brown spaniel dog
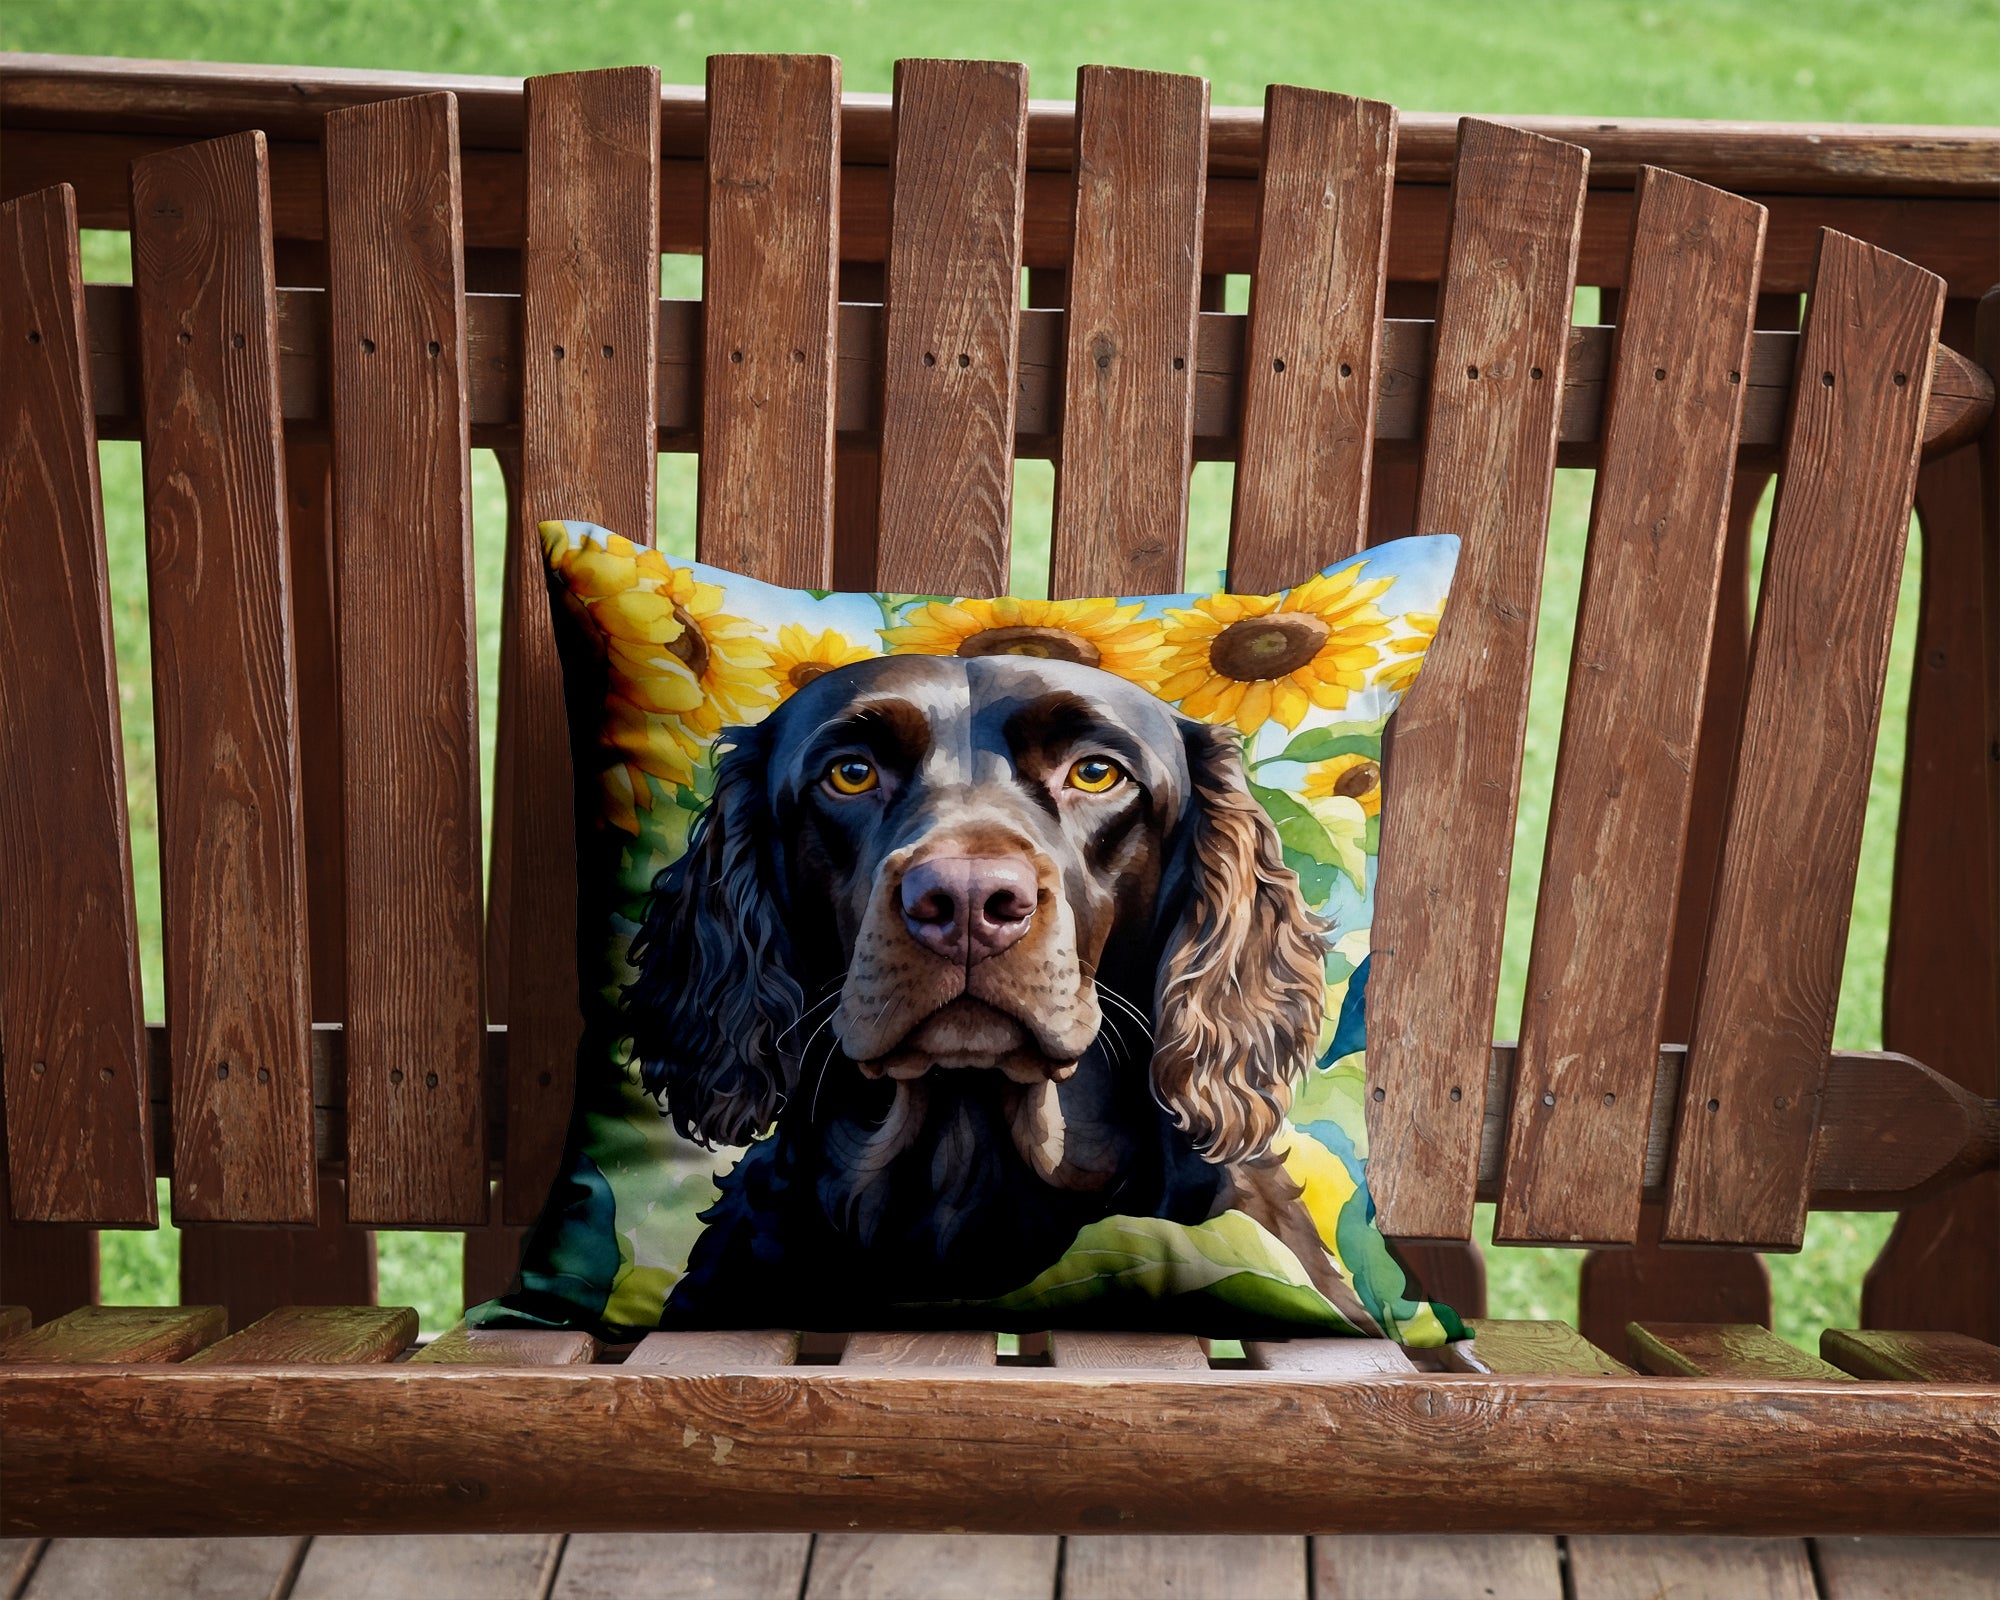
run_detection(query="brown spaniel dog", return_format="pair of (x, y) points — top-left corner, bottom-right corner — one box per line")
(627, 653), (1380, 1334)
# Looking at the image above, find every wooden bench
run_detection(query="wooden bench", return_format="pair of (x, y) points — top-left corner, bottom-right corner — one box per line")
(1, 52), (1996, 1542)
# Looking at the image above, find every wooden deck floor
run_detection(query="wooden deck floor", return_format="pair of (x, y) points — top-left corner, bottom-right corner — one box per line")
(4, 1533), (1996, 1599)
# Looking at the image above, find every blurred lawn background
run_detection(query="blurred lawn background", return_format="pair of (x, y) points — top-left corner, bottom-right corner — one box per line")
(9, 0), (1994, 1340)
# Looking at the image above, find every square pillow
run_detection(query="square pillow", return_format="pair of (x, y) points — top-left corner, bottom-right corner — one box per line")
(475, 524), (1463, 1345)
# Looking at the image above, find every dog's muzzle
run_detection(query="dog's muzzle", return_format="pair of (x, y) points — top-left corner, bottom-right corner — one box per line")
(898, 854), (1037, 965)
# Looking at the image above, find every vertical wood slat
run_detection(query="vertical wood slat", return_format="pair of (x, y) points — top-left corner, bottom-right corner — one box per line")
(872, 57), (1029, 597)
(178, 1172), (375, 1329)
(1049, 66), (1209, 600)
(1666, 230), (1945, 1249)
(501, 66), (662, 1225)
(323, 93), (487, 1225)
(128, 132), (317, 1224)
(1496, 169), (1766, 1246)
(0, 184), (154, 1224)
(698, 54), (841, 587)
(1229, 88), (1397, 591)
(0, 1207), (97, 1323)
(1365, 121), (1589, 1241)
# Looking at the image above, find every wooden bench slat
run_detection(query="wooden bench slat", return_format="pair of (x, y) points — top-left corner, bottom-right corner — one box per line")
(1228, 88), (1396, 590)
(128, 131), (318, 1226)
(499, 67), (661, 1227)
(0, 1308), (29, 1341)
(871, 58), (1028, 596)
(698, 53), (840, 586)
(323, 92), (488, 1226)
(554, 1534), (811, 1600)
(1628, 1321), (1850, 1380)
(0, 183), (154, 1225)
(0, 1304), (225, 1363)
(807, 1533), (1058, 1600)
(1499, 169), (1766, 1247)
(184, 1304), (416, 1365)
(1244, 1338), (1417, 1374)
(841, 1331), (998, 1367)
(1048, 66), (1209, 600)
(411, 1321), (599, 1365)
(1445, 1318), (1634, 1376)
(1048, 1330), (1208, 1370)
(1566, 1536), (1817, 1600)
(1366, 120), (1589, 1241)
(1065, 1537), (1307, 1600)
(292, 1534), (559, 1600)
(178, 1170), (375, 1327)
(1821, 1329), (2000, 1383)
(625, 1329), (801, 1367)
(1667, 231), (1946, 1249)
(1315, 1535), (1562, 1600)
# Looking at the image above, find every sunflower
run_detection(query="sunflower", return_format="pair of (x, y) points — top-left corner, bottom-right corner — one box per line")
(1153, 565), (1395, 735)
(882, 594), (1166, 683)
(1378, 606), (1443, 696)
(767, 623), (876, 702)
(1302, 752), (1382, 817)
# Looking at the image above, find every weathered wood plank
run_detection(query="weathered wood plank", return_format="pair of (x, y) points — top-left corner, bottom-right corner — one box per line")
(1049, 66), (1208, 599)
(0, 1304), (224, 1363)
(323, 92), (487, 1226)
(411, 1321), (598, 1366)
(0, 1308), (29, 1341)
(1366, 121), (1589, 1240)
(5, 1368), (1997, 1536)
(184, 1304), (416, 1365)
(292, 1535), (558, 1599)
(626, 1330), (800, 1368)
(1064, 1536), (1306, 1600)
(1822, 1329), (2000, 1383)
(1244, 1338), (1417, 1374)
(177, 1171), (376, 1328)
(872, 58), (1027, 596)
(1627, 1322), (1849, 1381)
(501, 67), (661, 1227)
(1813, 1537), (2000, 1600)
(1449, 1319), (1634, 1376)
(552, 1533), (810, 1600)
(842, 1331), (997, 1367)
(1667, 231), (1946, 1249)
(21, 1537), (304, 1600)
(699, 53), (840, 586)
(0, 184), (153, 1225)
(129, 131), (317, 1226)
(1577, 1203), (1770, 1367)
(1315, 1535), (1562, 1599)
(1229, 88), (1396, 589)
(1048, 1331), (1207, 1370)
(0, 1214), (96, 1326)
(1500, 170), (1765, 1247)
(807, 1534), (1058, 1600)
(1567, 1536), (1818, 1600)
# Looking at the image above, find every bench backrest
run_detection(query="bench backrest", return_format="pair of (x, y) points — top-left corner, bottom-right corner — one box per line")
(1, 58), (1992, 1284)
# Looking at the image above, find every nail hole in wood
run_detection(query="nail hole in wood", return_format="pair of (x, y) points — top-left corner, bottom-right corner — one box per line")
(232, 332), (245, 350)
(1272, 358), (1286, 373)
(602, 344), (614, 360)
(1541, 1091), (1555, 1107)
(27, 330), (41, 344)
(957, 352), (970, 368)
(99, 1067), (113, 1083)
(360, 337), (376, 354)
(1530, 366), (1544, 380)
(257, 1067), (270, 1084)
(791, 349), (805, 363)
(426, 1071), (440, 1089)
(1707, 1097), (1720, 1112)
(1820, 371), (1834, 388)
(538, 1071), (553, 1088)
(924, 352), (937, 367)
(1466, 364), (1479, 380)
(427, 340), (441, 357)
(390, 1069), (405, 1086)
(1338, 362), (1352, 377)
(1728, 370), (1741, 384)
(1653, 367), (1666, 381)
(1603, 1092), (1616, 1106)
(1448, 1087), (1462, 1102)
(216, 1062), (230, 1081)
(178, 330), (192, 345)
(1173, 356), (1186, 371)
(1893, 371), (1908, 386)
(730, 350), (743, 363)
(554, 345), (566, 360)
(31, 1061), (46, 1077)
(1371, 1086), (1385, 1102)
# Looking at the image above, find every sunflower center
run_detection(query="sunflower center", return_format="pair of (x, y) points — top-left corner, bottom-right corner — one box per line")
(664, 603), (711, 679)
(955, 624), (1102, 667)
(788, 660), (831, 690)
(1208, 613), (1332, 680)
(1334, 759), (1381, 799)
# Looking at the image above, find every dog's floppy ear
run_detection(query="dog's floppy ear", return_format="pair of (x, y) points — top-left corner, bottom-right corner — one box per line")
(624, 723), (803, 1148)
(1150, 719), (1328, 1165)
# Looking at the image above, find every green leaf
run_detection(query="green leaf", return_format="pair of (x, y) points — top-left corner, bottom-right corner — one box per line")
(1283, 846), (1340, 907)
(1304, 793), (1370, 892)
(1267, 726), (1382, 767)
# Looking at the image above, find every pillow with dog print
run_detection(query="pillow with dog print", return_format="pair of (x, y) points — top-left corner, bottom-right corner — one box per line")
(474, 523), (1464, 1346)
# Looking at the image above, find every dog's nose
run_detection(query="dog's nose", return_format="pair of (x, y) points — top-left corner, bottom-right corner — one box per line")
(900, 855), (1038, 964)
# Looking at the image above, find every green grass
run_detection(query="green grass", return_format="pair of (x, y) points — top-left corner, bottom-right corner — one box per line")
(22, 0), (1980, 1344)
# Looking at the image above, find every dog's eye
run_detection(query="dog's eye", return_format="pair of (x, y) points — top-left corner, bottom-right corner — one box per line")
(1065, 756), (1125, 794)
(824, 756), (879, 796)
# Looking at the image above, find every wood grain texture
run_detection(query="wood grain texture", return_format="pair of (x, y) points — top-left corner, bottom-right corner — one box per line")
(1049, 1331), (1207, 1370)
(1814, 1537), (2000, 1600)
(1667, 232), (1946, 1249)
(1315, 1535), (1562, 1600)
(178, 1170), (376, 1327)
(128, 132), (316, 1225)
(626, 1330), (801, 1367)
(0, 1209), (96, 1323)
(872, 59), (1028, 596)
(184, 1304), (416, 1364)
(1244, 1338), (1417, 1374)
(411, 1321), (598, 1366)
(0, 184), (153, 1224)
(807, 1534), (1057, 1600)
(1500, 171), (1765, 1246)
(1366, 120), (1589, 1241)
(842, 1331), (997, 1367)
(5, 1367), (1998, 1537)
(1048, 66), (1208, 599)
(1455, 1319), (1634, 1376)
(0, 1308), (28, 1341)
(553, 1534), (809, 1600)
(1566, 1536), (1817, 1600)
(1821, 1328), (2000, 1382)
(1627, 1322), (1849, 1380)
(460, 1175), (525, 1312)
(699, 53), (840, 586)
(0, 1304), (223, 1363)
(1577, 1203), (1770, 1367)
(1229, 89), (1396, 589)
(293, 1535), (560, 1600)
(1064, 1537), (1305, 1600)
(323, 93), (488, 1226)
(502, 68), (661, 1227)
(20, 1536), (304, 1600)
